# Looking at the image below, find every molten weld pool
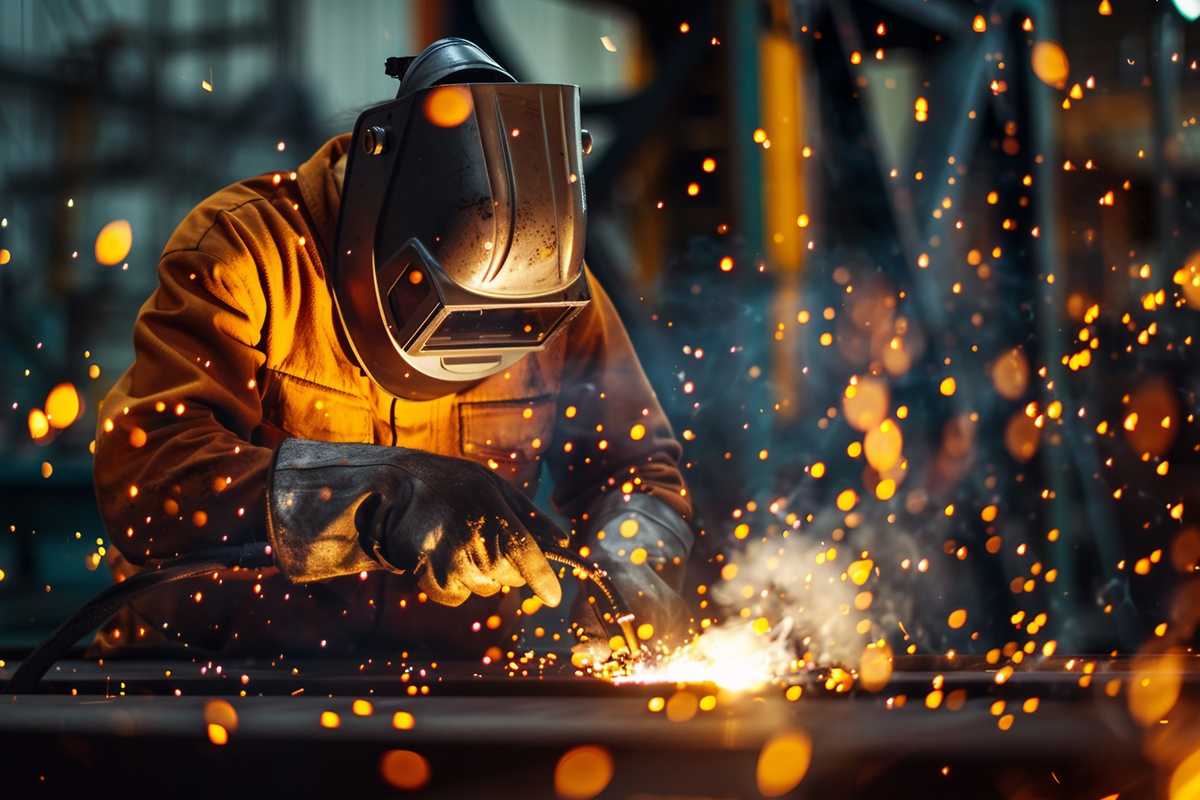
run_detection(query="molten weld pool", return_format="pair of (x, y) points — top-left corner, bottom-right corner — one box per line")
(2, 655), (1198, 798)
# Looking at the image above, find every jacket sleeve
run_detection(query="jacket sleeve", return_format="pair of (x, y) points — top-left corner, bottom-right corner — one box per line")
(94, 244), (276, 565)
(546, 271), (693, 531)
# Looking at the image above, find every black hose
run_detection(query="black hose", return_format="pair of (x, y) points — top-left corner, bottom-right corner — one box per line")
(6, 543), (274, 694)
(5, 543), (637, 693)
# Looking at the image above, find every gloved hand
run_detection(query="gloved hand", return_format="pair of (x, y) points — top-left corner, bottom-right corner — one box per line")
(568, 493), (694, 665)
(267, 438), (563, 607)
(356, 448), (564, 607)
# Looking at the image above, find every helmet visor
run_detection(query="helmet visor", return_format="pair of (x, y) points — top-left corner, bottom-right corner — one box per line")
(385, 238), (588, 359)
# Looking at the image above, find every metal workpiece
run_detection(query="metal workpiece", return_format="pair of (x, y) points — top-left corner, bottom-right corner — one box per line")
(0, 656), (1185, 798)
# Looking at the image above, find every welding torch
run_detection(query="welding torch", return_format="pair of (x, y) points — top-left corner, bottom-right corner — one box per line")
(6, 541), (639, 693)
(542, 545), (642, 660)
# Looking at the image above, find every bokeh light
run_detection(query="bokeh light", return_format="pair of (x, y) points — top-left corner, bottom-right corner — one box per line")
(95, 219), (133, 266)
(843, 377), (889, 431)
(424, 85), (474, 128)
(379, 749), (431, 791)
(1031, 41), (1069, 88)
(554, 745), (613, 800)
(756, 730), (812, 797)
(44, 383), (81, 429)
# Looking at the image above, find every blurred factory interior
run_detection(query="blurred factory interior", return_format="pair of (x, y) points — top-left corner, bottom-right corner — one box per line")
(2, 0), (1199, 661)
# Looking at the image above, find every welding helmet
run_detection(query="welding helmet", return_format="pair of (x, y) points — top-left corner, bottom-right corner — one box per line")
(331, 37), (591, 401)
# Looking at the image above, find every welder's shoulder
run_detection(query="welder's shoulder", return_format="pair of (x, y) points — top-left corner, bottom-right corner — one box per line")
(159, 175), (300, 274)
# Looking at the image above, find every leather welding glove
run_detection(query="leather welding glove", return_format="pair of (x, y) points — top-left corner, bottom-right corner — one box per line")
(568, 493), (694, 664)
(267, 438), (563, 607)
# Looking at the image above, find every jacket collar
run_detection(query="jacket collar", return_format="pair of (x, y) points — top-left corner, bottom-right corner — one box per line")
(296, 133), (352, 267)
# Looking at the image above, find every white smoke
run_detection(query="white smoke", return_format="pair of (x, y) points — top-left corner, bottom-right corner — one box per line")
(618, 502), (947, 687)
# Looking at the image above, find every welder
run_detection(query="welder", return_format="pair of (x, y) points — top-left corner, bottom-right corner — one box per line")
(91, 38), (693, 663)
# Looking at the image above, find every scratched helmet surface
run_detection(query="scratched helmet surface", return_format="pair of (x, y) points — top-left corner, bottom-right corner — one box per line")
(331, 37), (591, 401)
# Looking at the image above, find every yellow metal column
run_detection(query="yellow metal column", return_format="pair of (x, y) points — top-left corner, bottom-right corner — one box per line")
(759, 24), (807, 418)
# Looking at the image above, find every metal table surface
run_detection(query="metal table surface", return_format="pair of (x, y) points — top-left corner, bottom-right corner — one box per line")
(2, 655), (1195, 798)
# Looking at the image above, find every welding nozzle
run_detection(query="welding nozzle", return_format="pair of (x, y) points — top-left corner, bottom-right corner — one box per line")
(616, 613), (642, 659)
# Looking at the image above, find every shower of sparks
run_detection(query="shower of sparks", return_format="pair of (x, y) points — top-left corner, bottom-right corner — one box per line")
(1, 16), (1199, 800)
(505, 5), (1200, 711)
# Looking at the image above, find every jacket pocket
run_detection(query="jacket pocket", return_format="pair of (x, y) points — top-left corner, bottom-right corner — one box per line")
(262, 369), (373, 444)
(459, 395), (556, 477)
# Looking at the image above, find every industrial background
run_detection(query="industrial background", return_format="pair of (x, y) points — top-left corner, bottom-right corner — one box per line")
(1, 0), (1199, 667)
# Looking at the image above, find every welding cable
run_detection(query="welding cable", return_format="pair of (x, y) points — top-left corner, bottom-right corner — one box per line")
(6, 542), (639, 693)
(542, 545), (642, 659)
(6, 542), (273, 694)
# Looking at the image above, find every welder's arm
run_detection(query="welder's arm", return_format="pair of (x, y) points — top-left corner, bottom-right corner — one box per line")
(549, 272), (692, 525)
(568, 492), (693, 660)
(547, 272), (695, 655)
(95, 248), (563, 606)
(94, 250), (275, 565)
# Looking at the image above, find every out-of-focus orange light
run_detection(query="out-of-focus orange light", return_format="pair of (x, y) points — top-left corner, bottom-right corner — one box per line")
(757, 730), (812, 796)
(859, 643), (893, 691)
(1129, 650), (1183, 726)
(379, 749), (431, 791)
(554, 745), (613, 799)
(28, 408), (50, 440)
(45, 383), (81, 429)
(864, 418), (902, 471)
(1170, 744), (1200, 799)
(1031, 41), (1069, 88)
(843, 377), (889, 431)
(95, 220), (133, 266)
(204, 699), (238, 732)
(992, 348), (1029, 399)
(207, 723), (228, 745)
(424, 85), (474, 128)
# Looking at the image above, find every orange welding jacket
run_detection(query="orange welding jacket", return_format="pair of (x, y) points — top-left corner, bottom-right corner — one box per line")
(92, 134), (691, 656)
